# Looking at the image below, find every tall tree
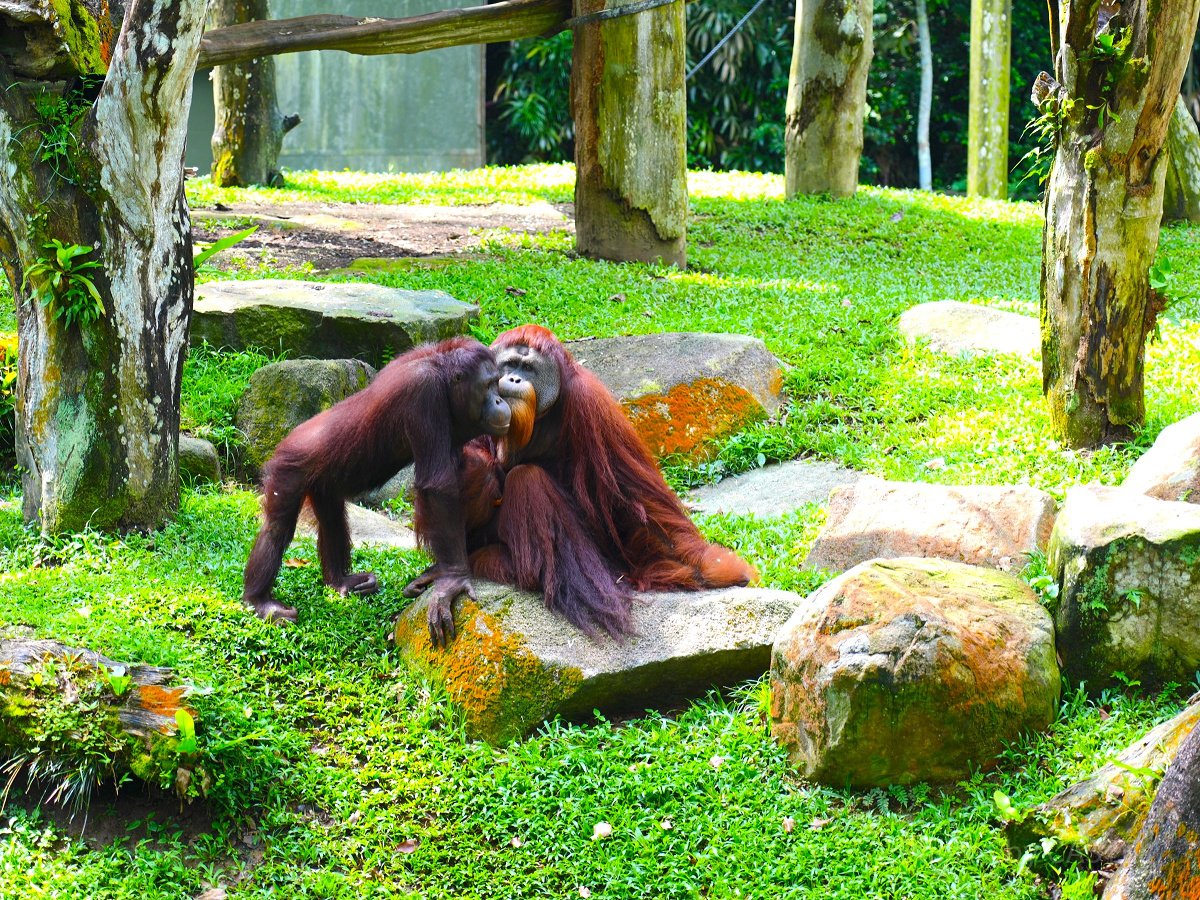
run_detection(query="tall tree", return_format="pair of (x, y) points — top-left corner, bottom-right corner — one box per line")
(571, 0), (689, 267)
(968, 0), (1011, 198)
(1038, 0), (1200, 447)
(209, 0), (301, 187)
(784, 0), (874, 198)
(0, 0), (208, 533)
(915, 0), (933, 190)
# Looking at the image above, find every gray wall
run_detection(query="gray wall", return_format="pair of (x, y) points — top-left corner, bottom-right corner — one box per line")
(187, 0), (484, 175)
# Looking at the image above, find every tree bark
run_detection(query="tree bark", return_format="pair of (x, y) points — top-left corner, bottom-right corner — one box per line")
(968, 0), (1011, 199)
(1103, 719), (1200, 900)
(784, 0), (873, 199)
(1039, 0), (1200, 449)
(916, 0), (933, 191)
(570, 0), (688, 268)
(210, 0), (302, 187)
(0, 0), (208, 533)
(1163, 94), (1200, 224)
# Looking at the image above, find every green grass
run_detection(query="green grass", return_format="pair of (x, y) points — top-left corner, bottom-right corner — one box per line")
(2, 165), (1199, 898)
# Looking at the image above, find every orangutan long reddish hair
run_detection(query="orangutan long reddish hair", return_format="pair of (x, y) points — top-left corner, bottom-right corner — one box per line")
(413, 325), (756, 639)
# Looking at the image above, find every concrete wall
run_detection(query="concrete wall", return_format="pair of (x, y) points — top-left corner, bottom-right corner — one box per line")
(186, 0), (484, 175)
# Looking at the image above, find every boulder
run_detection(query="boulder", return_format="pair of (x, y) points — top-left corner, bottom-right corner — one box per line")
(1006, 696), (1200, 864)
(296, 502), (416, 550)
(192, 280), (477, 367)
(1049, 485), (1200, 690)
(686, 458), (862, 518)
(770, 557), (1060, 787)
(1123, 412), (1200, 503)
(566, 333), (783, 462)
(236, 359), (375, 473)
(393, 581), (804, 744)
(898, 300), (1039, 357)
(804, 476), (1057, 573)
(354, 467), (414, 510)
(179, 436), (221, 484)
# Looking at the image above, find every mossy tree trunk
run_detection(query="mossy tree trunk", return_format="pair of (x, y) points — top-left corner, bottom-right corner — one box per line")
(784, 0), (873, 199)
(0, 0), (208, 534)
(1163, 94), (1200, 223)
(570, 0), (688, 268)
(967, 0), (1011, 199)
(1038, 0), (1200, 448)
(1103, 720), (1200, 899)
(210, 0), (301, 187)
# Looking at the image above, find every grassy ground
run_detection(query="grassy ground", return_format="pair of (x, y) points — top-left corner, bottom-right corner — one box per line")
(2, 165), (1200, 898)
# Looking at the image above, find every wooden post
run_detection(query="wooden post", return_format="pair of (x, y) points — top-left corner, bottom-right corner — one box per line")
(784, 0), (873, 199)
(967, 0), (1011, 199)
(570, 0), (689, 268)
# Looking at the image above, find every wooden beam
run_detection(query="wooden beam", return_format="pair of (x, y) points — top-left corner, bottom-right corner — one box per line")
(197, 0), (571, 69)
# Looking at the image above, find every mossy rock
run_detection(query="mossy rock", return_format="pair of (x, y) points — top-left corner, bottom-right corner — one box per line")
(566, 333), (783, 462)
(179, 435), (221, 484)
(192, 280), (478, 367)
(236, 359), (375, 474)
(1049, 485), (1200, 691)
(771, 557), (1060, 787)
(394, 580), (803, 744)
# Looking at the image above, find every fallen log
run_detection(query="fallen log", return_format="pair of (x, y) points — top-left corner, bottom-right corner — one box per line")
(0, 636), (206, 803)
(197, 0), (571, 69)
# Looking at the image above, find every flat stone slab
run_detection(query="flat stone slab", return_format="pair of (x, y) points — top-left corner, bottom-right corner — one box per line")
(296, 503), (416, 550)
(1050, 485), (1200, 690)
(771, 557), (1059, 787)
(898, 300), (1040, 358)
(686, 459), (862, 518)
(192, 279), (478, 366)
(805, 476), (1057, 573)
(394, 581), (803, 743)
(1123, 411), (1200, 503)
(567, 333), (783, 462)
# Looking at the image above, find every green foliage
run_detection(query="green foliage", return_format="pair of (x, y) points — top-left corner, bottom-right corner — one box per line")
(1021, 551), (1059, 612)
(22, 240), (105, 328)
(10, 86), (90, 186)
(180, 342), (282, 469)
(487, 32), (575, 164)
(193, 225), (259, 272)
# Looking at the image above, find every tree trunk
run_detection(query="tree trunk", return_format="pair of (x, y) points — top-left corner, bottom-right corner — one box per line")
(0, 0), (208, 533)
(784, 0), (873, 199)
(916, 0), (933, 191)
(570, 0), (688, 268)
(1163, 94), (1200, 224)
(1039, 0), (1200, 449)
(1103, 719), (1200, 900)
(210, 0), (302, 187)
(968, 0), (1011, 199)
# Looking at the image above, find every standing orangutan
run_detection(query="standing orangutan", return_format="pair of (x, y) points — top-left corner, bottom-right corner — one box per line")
(405, 325), (756, 639)
(242, 337), (511, 645)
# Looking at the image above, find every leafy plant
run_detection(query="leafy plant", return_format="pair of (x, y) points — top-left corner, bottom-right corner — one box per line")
(22, 240), (105, 328)
(102, 665), (132, 698)
(1021, 550), (1060, 611)
(193, 225), (259, 272)
(10, 86), (91, 185)
(175, 709), (198, 755)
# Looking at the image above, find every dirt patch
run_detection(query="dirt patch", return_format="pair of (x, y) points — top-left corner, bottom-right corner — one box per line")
(191, 200), (575, 272)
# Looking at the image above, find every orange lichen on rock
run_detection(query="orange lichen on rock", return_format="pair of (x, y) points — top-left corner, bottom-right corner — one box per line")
(621, 377), (766, 461)
(132, 685), (192, 732)
(394, 600), (582, 744)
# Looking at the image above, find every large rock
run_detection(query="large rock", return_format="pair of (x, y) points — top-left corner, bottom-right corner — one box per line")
(1049, 485), (1200, 690)
(1123, 411), (1200, 503)
(393, 581), (803, 744)
(804, 476), (1057, 573)
(236, 359), (375, 473)
(566, 333), (783, 462)
(192, 280), (477, 366)
(686, 458), (862, 518)
(770, 557), (1059, 787)
(179, 436), (221, 484)
(296, 502), (416, 549)
(1007, 696), (1200, 864)
(898, 300), (1039, 357)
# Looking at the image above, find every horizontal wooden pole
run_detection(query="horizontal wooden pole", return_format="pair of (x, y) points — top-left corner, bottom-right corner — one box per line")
(197, 0), (571, 69)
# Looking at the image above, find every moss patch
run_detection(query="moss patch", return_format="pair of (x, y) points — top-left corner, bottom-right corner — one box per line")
(622, 377), (766, 462)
